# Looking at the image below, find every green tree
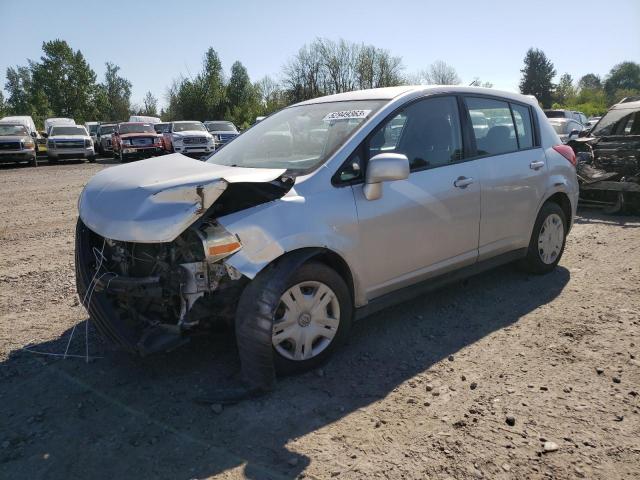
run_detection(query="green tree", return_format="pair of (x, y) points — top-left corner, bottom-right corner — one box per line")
(578, 73), (602, 91)
(31, 39), (97, 122)
(4, 66), (33, 115)
(604, 61), (640, 99)
(554, 73), (576, 105)
(101, 62), (132, 121)
(519, 48), (556, 108)
(0, 91), (5, 117)
(226, 61), (259, 127)
(141, 91), (158, 116)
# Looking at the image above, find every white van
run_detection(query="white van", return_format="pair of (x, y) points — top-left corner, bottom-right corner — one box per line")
(128, 115), (161, 124)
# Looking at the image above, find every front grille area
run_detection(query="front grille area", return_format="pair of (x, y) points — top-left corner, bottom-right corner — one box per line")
(55, 140), (84, 149)
(218, 133), (237, 144)
(132, 137), (153, 146)
(0, 141), (21, 150)
(183, 136), (207, 145)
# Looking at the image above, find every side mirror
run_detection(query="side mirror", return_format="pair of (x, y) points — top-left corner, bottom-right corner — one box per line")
(363, 153), (410, 201)
(31, 131), (37, 138)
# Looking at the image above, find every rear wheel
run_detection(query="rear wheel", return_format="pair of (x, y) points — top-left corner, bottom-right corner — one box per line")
(520, 202), (567, 274)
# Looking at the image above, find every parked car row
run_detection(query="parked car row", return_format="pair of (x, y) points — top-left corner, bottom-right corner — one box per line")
(0, 114), (241, 166)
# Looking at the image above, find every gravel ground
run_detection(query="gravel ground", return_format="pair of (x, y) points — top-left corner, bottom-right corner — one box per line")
(0, 158), (638, 480)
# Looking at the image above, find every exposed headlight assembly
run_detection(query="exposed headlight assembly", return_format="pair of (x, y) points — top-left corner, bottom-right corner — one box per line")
(195, 223), (242, 263)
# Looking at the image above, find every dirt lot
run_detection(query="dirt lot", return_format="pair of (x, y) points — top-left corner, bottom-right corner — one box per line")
(0, 158), (639, 480)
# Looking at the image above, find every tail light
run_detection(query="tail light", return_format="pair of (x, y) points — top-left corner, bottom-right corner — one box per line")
(552, 145), (576, 167)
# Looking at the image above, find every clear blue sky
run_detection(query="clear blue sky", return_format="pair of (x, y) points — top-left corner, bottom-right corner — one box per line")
(1, 0), (638, 108)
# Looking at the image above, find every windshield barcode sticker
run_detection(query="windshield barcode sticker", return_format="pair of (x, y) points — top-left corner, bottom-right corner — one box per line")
(323, 110), (371, 122)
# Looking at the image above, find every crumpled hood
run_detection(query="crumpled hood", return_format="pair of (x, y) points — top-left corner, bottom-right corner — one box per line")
(78, 153), (285, 243)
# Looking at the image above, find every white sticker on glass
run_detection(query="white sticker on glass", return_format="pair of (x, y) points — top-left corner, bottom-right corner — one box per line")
(323, 110), (371, 122)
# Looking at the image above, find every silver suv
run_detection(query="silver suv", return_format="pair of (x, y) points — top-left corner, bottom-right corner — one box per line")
(76, 86), (578, 396)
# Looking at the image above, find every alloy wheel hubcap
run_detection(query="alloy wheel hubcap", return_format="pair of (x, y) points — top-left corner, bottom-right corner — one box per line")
(272, 281), (340, 361)
(538, 213), (564, 264)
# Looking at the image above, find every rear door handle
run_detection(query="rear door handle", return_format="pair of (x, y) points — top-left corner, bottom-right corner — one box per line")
(453, 176), (474, 188)
(530, 160), (545, 170)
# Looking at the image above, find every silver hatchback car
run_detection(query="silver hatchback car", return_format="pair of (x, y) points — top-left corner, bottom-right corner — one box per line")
(76, 86), (578, 395)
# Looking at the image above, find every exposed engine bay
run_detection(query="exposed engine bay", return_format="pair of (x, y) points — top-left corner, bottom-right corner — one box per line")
(76, 173), (294, 356)
(570, 138), (640, 214)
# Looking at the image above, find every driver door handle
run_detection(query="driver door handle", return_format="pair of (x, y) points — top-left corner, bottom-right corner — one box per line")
(453, 176), (474, 188)
(530, 160), (545, 170)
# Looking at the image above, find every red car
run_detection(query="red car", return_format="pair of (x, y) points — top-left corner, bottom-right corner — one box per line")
(112, 122), (164, 162)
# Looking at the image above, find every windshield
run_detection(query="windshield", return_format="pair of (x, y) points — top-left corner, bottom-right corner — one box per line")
(88, 124), (98, 134)
(591, 107), (640, 136)
(0, 124), (28, 136)
(50, 126), (87, 136)
(173, 122), (206, 132)
(549, 122), (567, 134)
(206, 121), (237, 132)
(154, 123), (170, 133)
(205, 100), (385, 172)
(98, 125), (116, 135)
(119, 123), (155, 134)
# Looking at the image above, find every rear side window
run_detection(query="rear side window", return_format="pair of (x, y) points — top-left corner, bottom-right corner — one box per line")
(368, 96), (463, 171)
(466, 97), (517, 156)
(511, 103), (534, 149)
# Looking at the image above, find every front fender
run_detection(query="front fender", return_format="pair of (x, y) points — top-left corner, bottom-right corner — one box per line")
(218, 185), (366, 305)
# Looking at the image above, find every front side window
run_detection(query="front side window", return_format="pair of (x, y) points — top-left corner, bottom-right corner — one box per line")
(367, 96), (463, 171)
(466, 97), (517, 155)
(206, 100), (385, 173)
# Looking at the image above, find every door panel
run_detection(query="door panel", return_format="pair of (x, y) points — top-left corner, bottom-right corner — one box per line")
(477, 149), (547, 258)
(354, 161), (481, 300)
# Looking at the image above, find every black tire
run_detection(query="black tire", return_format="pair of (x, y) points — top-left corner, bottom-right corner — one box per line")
(235, 261), (352, 381)
(88, 155), (96, 163)
(520, 201), (567, 274)
(29, 156), (37, 167)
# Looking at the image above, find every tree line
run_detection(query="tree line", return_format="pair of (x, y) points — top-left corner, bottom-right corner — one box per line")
(2, 38), (638, 130)
(519, 48), (640, 115)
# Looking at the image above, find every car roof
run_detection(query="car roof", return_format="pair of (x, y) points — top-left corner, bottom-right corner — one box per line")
(296, 85), (538, 107)
(611, 100), (640, 110)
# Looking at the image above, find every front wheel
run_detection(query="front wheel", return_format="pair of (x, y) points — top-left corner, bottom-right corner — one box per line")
(236, 261), (352, 378)
(520, 202), (567, 274)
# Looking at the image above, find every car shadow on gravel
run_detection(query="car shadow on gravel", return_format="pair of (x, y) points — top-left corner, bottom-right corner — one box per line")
(575, 208), (640, 228)
(1, 265), (570, 479)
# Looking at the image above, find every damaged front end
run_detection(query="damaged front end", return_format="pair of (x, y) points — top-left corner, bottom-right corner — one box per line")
(569, 137), (640, 214)
(75, 155), (291, 355)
